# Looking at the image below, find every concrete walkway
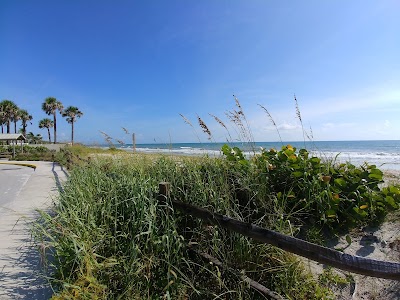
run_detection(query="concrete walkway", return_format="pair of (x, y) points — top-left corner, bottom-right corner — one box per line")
(0, 161), (68, 299)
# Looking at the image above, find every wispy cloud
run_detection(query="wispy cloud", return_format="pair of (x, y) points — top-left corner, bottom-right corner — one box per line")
(300, 85), (400, 120)
(322, 122), (356, 130)
(277, 122), (301, 131)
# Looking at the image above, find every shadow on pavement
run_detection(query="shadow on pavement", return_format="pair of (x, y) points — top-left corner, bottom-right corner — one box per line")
(0, 219), (54, 299)
(52, 162), (68, 193)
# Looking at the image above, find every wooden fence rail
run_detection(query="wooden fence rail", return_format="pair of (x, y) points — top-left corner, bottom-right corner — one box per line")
(158, 182), (400, 281)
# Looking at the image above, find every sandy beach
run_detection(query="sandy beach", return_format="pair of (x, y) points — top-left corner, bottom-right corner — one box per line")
(299, 169), (400, 299)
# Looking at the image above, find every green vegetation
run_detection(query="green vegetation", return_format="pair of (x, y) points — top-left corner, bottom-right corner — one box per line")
(222, 144), (400, 233)
(39, 118), (54, 143)
(42, 97), (64, 144)
(62, 106), (83, 145)
(1, 96), (83, 144)
(0, 144), (123, 162)
(0, 99), (31, 134)
(18, 109), (33, 136)
(0, 144), (56, 161)
(32, 144), (400, 299)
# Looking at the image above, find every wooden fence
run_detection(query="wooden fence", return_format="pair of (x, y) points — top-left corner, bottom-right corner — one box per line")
(158, 182), (400, 281)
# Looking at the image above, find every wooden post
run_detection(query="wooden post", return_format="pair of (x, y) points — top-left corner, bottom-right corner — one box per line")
(158, 182), (170, 203)
(132, 133), (136, 153)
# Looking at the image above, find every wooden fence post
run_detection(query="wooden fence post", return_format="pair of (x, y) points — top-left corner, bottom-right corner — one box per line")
(158, 182), (170, 203)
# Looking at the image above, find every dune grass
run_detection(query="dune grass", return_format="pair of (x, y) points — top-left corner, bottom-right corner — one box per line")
(34, 152), (344, 299)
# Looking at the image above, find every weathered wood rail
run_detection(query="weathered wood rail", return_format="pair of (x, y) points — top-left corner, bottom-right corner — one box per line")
(158, 182), (400, 281)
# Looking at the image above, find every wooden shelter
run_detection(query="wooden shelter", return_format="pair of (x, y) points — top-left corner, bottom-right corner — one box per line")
(0, 134), (26, 158)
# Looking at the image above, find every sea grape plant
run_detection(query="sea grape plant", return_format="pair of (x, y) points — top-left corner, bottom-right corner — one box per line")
(221, 144), (400, 232)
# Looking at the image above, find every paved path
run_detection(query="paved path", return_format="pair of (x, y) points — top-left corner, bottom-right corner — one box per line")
(0, 165), (35, 207)
(0, 161), (68, 299)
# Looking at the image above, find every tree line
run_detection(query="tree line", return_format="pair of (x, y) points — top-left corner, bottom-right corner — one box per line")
(0, 97), (83, 144)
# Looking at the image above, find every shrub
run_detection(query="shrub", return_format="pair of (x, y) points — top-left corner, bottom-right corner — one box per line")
(222, 144), (400, 233)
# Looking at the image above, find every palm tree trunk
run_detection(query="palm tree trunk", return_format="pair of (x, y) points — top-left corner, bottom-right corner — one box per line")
(71, 121), (74, 145)
(54, 112), (57, 144)
(6, 121), (10, 145)
(14, 120), (17, 133)
(22, 122), (26, 136)
(47, 128), (51, 143)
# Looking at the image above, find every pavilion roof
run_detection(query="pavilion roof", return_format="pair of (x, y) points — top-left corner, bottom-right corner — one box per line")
(0, 134), (26, 141)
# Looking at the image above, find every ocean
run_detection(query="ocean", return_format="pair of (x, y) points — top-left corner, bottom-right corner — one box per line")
(112, 140), (400, 170)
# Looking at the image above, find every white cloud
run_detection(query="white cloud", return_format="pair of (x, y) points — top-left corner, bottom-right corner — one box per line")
(299, 85), (400, 120)
(277, 122), (301, 131)
(322, 122), (356, 130)
(322, 123), (334, 129)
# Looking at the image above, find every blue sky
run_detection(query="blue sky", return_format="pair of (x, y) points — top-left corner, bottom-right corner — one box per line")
(1, 0), (399, 144)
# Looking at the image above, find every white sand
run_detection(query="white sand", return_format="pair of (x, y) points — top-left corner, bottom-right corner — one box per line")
(303, 170), (400, 299)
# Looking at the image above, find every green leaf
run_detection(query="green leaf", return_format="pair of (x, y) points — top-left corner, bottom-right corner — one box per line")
(293, 171), (303, 178)
(345, 235), (352, 245)
(368, 173), (383, 181)
(284, 149), (295, 156)
(368, 168), (383, 181)
(334, 178), (346, 187)
(310, 157), (321, 165)
(385, 196), (398, 208)
(389, 186), (400, 195)
(299, 148), (309, 158)
(326, 210), (336, 218)
(239, 159), (249, 167)
(278, 152), (288, 161)
(353, 207), (367, 217)
(221, 144), (231, 156)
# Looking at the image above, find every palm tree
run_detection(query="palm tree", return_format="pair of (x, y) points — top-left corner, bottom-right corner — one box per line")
(0, 100), (19, 133)
(19, 109), (32, 136)
(42, 97), (63, 144)
(62, 106), (83, 145)
(0, 106), (5, 134)
(11, 107), (21, 133)
(26, 132), (43, 144)
(34, 133), (43, 144)
(26, 132), (35, 144)
(39, 118), (54, 143)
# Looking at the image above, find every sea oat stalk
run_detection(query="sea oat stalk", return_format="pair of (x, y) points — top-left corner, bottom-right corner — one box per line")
(258, 104), (283, 144)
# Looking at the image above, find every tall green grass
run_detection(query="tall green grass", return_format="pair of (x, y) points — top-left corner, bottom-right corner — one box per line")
(34, 153), (337, 299)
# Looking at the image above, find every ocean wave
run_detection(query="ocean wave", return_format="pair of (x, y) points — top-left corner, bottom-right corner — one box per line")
(116, 145), (400, 170)
(129, 147), (221, 156)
